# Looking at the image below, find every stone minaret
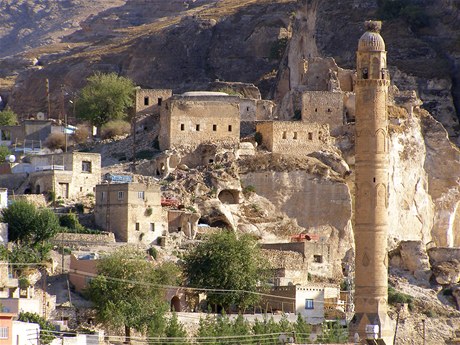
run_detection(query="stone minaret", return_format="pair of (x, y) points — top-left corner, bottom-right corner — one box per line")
(350, 21), (394, 344)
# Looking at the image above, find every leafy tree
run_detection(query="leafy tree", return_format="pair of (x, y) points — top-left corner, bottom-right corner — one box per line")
(18, 312), (56, 344)
(76, 72), (135, 131)
(162, 312), (188, 345)
(1, 201), (59, 245)
(183, 231), (268, 311)
(0, 145), (11, 162)
(0, 107), (18, 126)
(85, 247), (177, 341)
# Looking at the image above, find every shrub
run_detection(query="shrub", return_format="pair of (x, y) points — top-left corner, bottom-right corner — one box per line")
(101, 120), (131, 139)
(73, 126), (90, 144)
(148, 247), (158, 260)
(145, 207), (153, 216)
(269, 37), (288, 60)
(18, 276), (30, 290)
(0, 108), (18, 126)
(243, 185), (256, 195)
(0, 146), (11, 162)
(59, 213), (81, 230)
(74, 203), (84, 213)
(388, 286), (414, 309)
(44, 132), (66, 150)
(18, 312), (55, 344)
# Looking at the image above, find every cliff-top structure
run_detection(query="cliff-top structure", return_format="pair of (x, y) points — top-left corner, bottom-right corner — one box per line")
(349, 21), (394, 344)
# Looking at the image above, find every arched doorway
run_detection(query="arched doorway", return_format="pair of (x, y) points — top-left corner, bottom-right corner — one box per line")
(171, 296), (181, 312)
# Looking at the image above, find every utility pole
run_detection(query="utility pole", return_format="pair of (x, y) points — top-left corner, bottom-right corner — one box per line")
(46, 79), (51, 119)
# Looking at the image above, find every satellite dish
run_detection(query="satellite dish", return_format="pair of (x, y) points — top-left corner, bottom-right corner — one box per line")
(8, 155), (16, 163)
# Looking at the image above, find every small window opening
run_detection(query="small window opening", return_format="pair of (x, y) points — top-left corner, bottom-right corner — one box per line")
(117, 191), (124, 200)
(228, 125), (232, 132)
(373, 177), (376, 183)
(327, 108), (331, 112)
(313, 255), (323, 263)
(308, 132), (313, 140)
(315, 108), (318, 112)
(144, 97), (149, 106)
(158, 98), (162, 106)
(293, 132), (298, 140)
(213, 124), (217, 131)
(362, 68), (368, 79)
(246, 107), (250, 111)
(135, 222), (140, 231)
(282, 131), (287, 139)
(150, 223), (155, 231)
(180, 124), (185, 131)
(196, 124), (200, 131)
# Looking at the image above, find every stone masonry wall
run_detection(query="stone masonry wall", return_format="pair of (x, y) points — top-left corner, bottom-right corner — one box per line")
(256, 121), (332, 155)
(159, 98), (240, 151)
(301, 91), (344, 133)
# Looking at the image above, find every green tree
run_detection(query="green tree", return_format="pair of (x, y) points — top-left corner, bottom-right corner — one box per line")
(0, 108), (18, 126)
(162, 312), (188, 345)
(1, 201), (59, 245)
(18, 312), (55, 344)
(183, 231), (268, 311)
(0, 146), (11, 162)
(85, 247), (175, 342)
(76, 72), (135, 131)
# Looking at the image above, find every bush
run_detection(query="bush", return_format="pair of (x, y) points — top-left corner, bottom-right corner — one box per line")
(18, 312), (55, 344)
(74, 203), (84, 213)
(388, 286), (414, 309)
(44, 132), (66, 150)
(59, 213), (82, 230)
(243, 185), (256, 195)
(0, 146), (11, 162)
(73, 126), (90, 144)
(101, 120), (131, 139)
(0, 108), (18, 126)
(269, 37), (288, 60)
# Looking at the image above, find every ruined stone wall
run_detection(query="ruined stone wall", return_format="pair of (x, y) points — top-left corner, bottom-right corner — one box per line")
(9, 194), (47, 207)
(50, 232), (116, 247)
(135, 89), (172, 116)
(301, 91), (344, 132)
(159, 98), (240, 151)
(256, 100), (275, 120)
(256, 121), (332, 155)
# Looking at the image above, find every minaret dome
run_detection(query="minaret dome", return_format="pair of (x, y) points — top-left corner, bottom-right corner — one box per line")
(358, 21), (385, 52)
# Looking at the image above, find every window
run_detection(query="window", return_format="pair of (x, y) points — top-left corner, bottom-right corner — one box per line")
(82, 161), (92, 173)
(305, 299), (314, 310)
(327, 108), (331, 112)
(293, 132), (298, 140)
(0, 327), (8, 339)
(213, 124), (217, 131)
(313, 255), (323, 263)
(282, 131), (287, 139)
(117, 191), (124, 200)
(138, 191), (145, 199)
(135, 222), (140, 231)
(180, 124), (185, 131)
(150, 223), (155, 231)
(158, 98), (163, 106)
(144, 97), (149, 106)
(101, 191), (106, 201)
(196, 124), (200, 131)
(315, 108), (318, 112)
(228, 125), (232, 132)
(308, 132), (313, 140)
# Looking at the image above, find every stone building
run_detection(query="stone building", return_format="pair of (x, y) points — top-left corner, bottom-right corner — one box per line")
(301, 91), (344, 131)
(68, 253), (99, 293)
(256, 121), (333, 154)
(20, 152), (101, 198)
(167, 210), (200, 239)
(260, 284), (341, 323)
(134, 88), (172, 117)
(94, 182), (165, 244)
(159, 92), (240, 151)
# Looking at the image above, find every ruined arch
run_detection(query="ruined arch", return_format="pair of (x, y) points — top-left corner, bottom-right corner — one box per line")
(171, 296), (181, 312)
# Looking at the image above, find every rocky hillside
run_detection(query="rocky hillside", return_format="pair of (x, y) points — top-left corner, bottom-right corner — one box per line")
(0, 0), (459, 143)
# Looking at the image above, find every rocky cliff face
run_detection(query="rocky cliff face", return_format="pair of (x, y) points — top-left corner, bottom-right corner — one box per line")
(1, 0), (459, 141)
